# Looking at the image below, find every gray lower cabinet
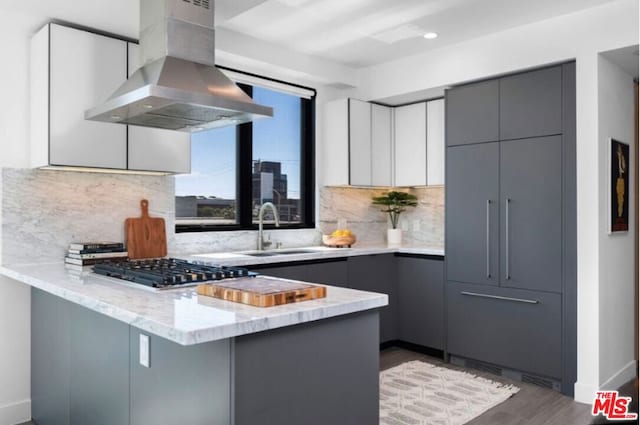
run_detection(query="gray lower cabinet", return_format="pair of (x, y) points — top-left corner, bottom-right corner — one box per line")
(69, 305), (129, 425)
(499, 66), (563, 140)
(445, 79), (499, 146)
(32, 289), (130, 425)
(347, 254), (397, 343)
(446, 281), (562, 379)
(32, 289), (70, 425)
(32, 288), (233, 425)
(252, 259), (348, 285)
(129, 332), (231, 425)
(32, 287), (377, 425)
(235, 311), (380, 425)
(446, 142), (500, 286)
(397, 256), (444, 350)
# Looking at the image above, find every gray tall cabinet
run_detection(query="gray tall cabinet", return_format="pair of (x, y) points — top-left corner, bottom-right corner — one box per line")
(445, 63), (576, 395)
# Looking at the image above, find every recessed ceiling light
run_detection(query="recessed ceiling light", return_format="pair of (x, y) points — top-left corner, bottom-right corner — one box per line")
(423, 32), (438, 40)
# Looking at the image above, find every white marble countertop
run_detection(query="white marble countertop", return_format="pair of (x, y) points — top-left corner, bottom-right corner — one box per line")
(1, 262), (387, 346)
(180, 244), (444, 267)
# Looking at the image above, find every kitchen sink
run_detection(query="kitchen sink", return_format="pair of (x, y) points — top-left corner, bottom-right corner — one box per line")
(244, 249), (320, 257)
(244, 249), (319, 257)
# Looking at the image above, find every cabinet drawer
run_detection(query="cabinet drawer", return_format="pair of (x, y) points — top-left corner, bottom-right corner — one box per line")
(446, 282), (561, 378)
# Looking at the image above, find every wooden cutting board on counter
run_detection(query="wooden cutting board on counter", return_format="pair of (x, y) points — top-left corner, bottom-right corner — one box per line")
(125, 199), (167, 259)
(197, 276), (327, 307)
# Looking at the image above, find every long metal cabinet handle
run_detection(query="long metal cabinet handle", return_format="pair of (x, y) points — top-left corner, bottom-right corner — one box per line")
(486, 200), (491, 279)
(505, 198), (511, 280)
(460, 291), (539, 304)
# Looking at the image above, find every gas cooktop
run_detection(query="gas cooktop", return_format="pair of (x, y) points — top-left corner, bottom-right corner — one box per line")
(92, 258), (255, 290)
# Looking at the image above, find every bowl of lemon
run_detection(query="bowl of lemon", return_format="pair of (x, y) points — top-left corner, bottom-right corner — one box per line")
(322, 229), (356, 248)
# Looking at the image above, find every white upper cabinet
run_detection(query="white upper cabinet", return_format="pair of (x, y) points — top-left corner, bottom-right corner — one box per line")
(32, 23), (127, 169)
(322, 99), (393, 186)
(394, 102), (427, 187)
(426, 99), (445, 185)
(349, 99), (373, 186)
(371, 104), (393, 186)
(31, 23), (191, 174)
(322, 97), (442, 187)
(322, 99), (349, 186)
(127, 43), (191, 174)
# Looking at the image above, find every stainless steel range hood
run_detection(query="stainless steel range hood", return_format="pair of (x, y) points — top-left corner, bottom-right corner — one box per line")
(85, 0), (273, 132)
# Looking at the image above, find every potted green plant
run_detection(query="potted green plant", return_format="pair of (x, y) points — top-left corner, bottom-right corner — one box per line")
(372, 191), (418, 246)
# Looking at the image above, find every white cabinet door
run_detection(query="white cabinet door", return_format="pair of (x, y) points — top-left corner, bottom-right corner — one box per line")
(394, 102), (427, 186)
(427, 99), (445, 185)
(49, 24), (127, 168)
(349, 99), (372, 186)
(371, 104), (393, 186)
(322, 99), (349, 186)
(127, 43), (191, 173)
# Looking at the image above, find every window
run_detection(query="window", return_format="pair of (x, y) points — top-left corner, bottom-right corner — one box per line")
(175, 76), (315, 232)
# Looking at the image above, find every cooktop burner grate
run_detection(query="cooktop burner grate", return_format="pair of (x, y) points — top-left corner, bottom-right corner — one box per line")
(92, 258), (255, 289)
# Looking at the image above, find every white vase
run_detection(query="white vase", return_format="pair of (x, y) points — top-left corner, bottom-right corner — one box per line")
(387, 228), (402, 246)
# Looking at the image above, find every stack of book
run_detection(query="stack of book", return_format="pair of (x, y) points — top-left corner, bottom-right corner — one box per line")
(65, 242), (128, 267)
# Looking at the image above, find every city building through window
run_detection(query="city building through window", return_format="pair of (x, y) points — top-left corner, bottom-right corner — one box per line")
(175, 77), (315, 232)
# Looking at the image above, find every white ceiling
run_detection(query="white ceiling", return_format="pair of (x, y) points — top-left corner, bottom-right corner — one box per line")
(216, 0), (622, 68)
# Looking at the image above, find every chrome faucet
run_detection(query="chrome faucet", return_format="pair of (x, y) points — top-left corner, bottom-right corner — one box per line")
(257, 202), (280, 250)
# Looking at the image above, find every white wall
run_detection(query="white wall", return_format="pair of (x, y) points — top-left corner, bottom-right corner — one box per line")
(597, 55), (636, 390)
(354, 0), (638, 403)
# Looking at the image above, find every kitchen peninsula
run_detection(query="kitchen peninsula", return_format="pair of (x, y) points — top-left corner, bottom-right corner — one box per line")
(1, 255), (387, 425)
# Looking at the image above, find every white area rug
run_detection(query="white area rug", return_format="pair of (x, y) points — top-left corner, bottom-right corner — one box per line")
(380, 360), (520, 425)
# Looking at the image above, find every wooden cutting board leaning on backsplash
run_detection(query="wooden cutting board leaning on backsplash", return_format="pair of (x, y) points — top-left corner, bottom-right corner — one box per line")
(197, 276), (327, 307)
(125, 199), (167, 259)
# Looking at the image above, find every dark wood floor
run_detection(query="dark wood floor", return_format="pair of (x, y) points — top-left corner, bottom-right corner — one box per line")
(20, 348), (638, 425)
(381, 347), (595, 425)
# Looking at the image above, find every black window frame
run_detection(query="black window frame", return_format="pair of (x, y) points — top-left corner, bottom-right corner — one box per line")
(176, 73), (316, 233)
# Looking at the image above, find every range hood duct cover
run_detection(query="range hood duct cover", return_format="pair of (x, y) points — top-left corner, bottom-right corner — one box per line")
(85, 0), (273, 132)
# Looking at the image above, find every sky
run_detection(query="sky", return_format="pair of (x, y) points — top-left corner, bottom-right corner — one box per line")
(175, 87), (302, 200)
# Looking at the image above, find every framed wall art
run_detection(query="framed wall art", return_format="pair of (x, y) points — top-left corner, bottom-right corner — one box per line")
(610, 138), (630, 233)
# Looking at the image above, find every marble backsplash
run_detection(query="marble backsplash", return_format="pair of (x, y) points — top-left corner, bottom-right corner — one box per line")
(0, 168), (441, 265)
(1, 168), (175, 265)
(1, 168), (320, 265)
(319, 186), (444, 247)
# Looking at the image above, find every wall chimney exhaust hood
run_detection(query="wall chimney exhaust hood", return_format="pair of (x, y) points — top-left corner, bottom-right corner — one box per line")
(85, 0), (273, 132)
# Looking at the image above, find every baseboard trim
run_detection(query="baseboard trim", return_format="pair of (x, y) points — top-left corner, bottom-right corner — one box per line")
(0, 399), (31, 425)
(600, 360), (638, 391)
(574, 381), (598, 404)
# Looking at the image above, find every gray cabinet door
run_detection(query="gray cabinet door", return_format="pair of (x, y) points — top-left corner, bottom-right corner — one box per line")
(500, 136), (563, 293)
(446, 282), (562, 379)
(252, 260), (348, 285)
(500, 66), (562, 140)
(253, 264), (309, 281)
(130, 332), (231, 425)
(305, 260), (349, 286)
(32, 289), (71, 425)
(347, 254), (397, 343)
(446, 143), (500, 285)
(445, 80), (499, 146)
(69, 304), (130, 425)
(397, 257), (444, 349)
